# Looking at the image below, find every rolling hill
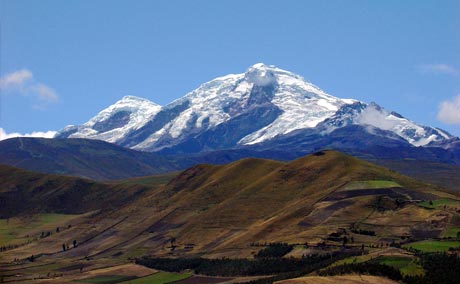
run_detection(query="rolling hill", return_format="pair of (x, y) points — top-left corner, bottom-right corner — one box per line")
(1, 150), (458, 264)
(0, 164), (159, 218)
(2, 151), (460, 283)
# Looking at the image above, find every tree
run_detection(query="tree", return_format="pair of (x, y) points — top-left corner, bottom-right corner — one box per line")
(342, 236), (348, 247)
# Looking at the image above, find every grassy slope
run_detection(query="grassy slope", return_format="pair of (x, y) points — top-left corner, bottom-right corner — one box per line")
(0, 164), (153, 218)
(121, 150), (457, 257)
(119, 271), (192, 284)
(402, 240), (460, 252)
(1, 150), (459, 282)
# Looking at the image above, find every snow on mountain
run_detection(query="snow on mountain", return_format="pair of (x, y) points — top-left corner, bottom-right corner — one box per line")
(130, 63), (357, 150)
(354, 103), (452, 146)
(238, 64), (356, 145)
(319, 102), (452, 146)
(56, 63), (453, 152)
(56, 95), (161, 143)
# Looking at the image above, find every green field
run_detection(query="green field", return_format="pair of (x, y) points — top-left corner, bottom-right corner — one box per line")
(442, 227), (460, 238)
(119, 272), (192, 284)
(332, 254), (423, 276)
(331, 254), (371, 267)
(76, 275), (136, 283)
(403, 240), (460, 252)
(0, 213), (80, 246)
(418, 198), (460, 209)
(374, 256), (424, 276)
(343, 180), (401, 190)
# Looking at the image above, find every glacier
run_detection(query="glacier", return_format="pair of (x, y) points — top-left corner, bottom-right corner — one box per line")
(56, 63), (453, 152)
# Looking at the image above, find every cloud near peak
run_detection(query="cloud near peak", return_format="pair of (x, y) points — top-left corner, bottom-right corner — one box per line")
(0, 128), (57, 141)
(437, 95), (460, 125)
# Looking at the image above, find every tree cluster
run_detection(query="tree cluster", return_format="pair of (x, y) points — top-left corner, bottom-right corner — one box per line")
(136, 251), (360, 278)
(350, 228), (376, 236)
(254, 242), (294, 258)
(319, 252), (460, 284)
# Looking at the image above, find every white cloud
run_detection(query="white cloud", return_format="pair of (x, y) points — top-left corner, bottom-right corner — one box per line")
(245, 65), (277, 86)
(437, 95), (460, 124)
(0, 69), (33, 89)
(418, 64), (459, 76)
(0, 69), (59, 108)
(31, 83), (59, 102)
(0, 128), (57, 141)
(357, 104), (399, 130)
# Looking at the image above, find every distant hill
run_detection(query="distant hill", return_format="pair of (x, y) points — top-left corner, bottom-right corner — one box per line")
(2, 137), (459, 192)
(0, 164), (158, 218)
(0, 137), (184, 180)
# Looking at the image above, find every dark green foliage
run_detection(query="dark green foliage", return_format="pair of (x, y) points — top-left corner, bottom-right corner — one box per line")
(319, 263), (403, 281)
(136, 251), (359, 278)
(254, 243), (294, 258)
(319, 252), (460, 284)
(416, 253), (460, 284)
(351, 228), (376, 236)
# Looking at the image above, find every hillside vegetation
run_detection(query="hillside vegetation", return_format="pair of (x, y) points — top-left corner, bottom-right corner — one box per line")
(1, 150), (459, 283)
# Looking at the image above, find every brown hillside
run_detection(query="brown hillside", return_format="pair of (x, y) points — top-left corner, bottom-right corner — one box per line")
(1, 151), (458, 265)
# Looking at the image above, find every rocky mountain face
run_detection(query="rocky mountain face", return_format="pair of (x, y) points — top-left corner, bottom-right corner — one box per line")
(56, 63), (454, 154)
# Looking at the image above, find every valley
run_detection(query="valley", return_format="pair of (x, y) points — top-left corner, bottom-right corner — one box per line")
(1, 151), (459, 283)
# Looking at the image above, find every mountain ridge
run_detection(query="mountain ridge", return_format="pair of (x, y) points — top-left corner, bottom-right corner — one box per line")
(55, 63), (454, 153)
(0, 137), (183, 180)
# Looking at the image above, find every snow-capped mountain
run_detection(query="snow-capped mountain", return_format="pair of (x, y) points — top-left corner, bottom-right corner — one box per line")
(56, 63), (453, 152)
(57, 96), (161, 143)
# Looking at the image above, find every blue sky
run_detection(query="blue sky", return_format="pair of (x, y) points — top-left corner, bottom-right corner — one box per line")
(1, 0), (459, 137)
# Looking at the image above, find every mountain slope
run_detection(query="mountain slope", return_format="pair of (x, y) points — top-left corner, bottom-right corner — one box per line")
(0, 164), (153, 218)
(3, 150), (457, 262)
(57, 96), (161, 144)
(0, 137), (183, 180)
(56, 64), (453, 153)
(2, 151), (459, 284)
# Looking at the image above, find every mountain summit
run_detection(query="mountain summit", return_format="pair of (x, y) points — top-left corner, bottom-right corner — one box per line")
(56, 64), (453, 152)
